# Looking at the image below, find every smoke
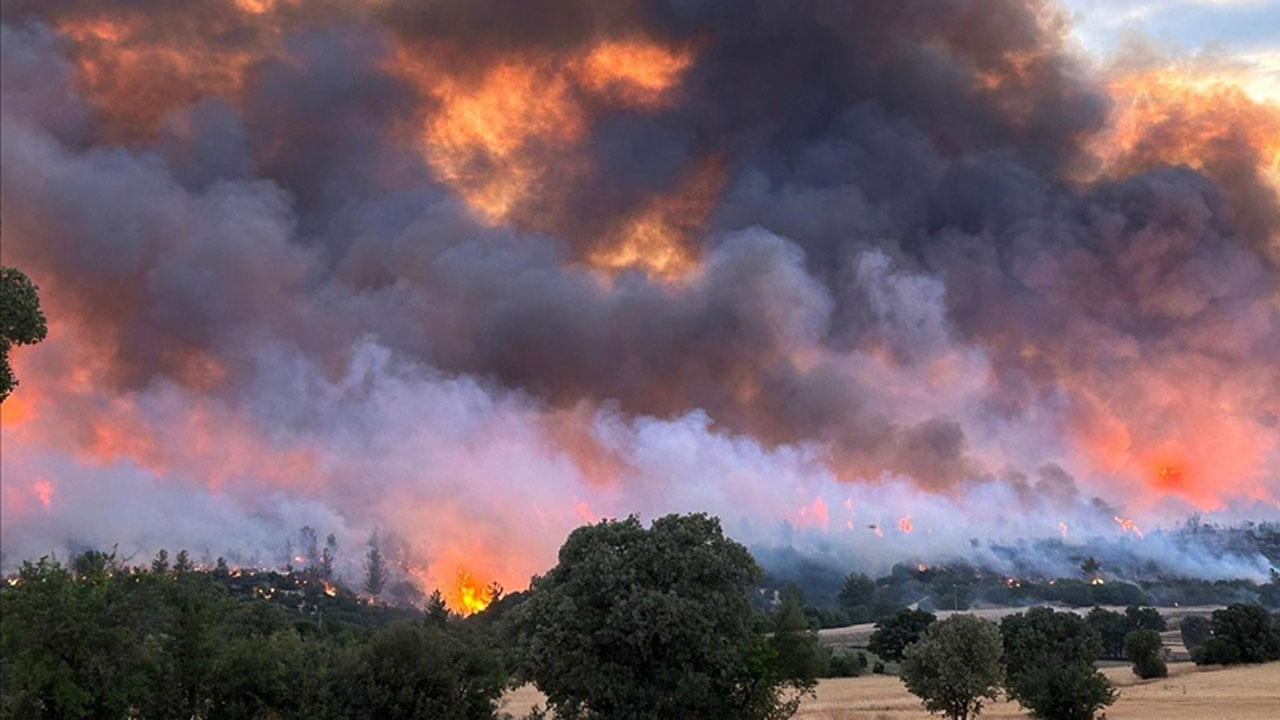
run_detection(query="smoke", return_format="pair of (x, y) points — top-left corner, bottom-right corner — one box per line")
(1, 0), (1278, 603)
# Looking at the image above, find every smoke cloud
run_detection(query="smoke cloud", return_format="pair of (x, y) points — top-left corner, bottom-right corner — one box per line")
(2, 0), (1277, 604)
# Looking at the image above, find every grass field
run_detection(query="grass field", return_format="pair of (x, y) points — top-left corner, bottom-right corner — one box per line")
(502, 662), (1280, 719)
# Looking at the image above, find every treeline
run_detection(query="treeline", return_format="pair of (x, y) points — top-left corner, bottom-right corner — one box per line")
(865, 601), (1280, 720)
(796, 561), (1280, 629)
(1, 515), (822, 720)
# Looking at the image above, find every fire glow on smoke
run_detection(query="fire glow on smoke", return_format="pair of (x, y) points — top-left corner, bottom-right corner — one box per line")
(1, 0), (1279, 609)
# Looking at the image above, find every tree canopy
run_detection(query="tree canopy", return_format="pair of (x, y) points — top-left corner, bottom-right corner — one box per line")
(0, 266), (48, 402)
(1001, 607), (1116, 720)
(900, 614), (1004, 720)
(507, 513), (818, 720)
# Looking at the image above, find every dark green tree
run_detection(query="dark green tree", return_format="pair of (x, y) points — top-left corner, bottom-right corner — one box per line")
(1123, 629), (1167, 679)
(1179, 615), (1212, 652)
(1124, 606), (1166, 633)
(174, 549), (194, 573)
(0, 266), (48, 402)
(837, 572), (876, 609)
(868, 608), (936, 662)
(152, 548), (171, 574)
(508, 513), (817, 720)
(340, 622), (504, 720)
(1001, 607), (1116, 720)
(364, 539), (386, 599)
(426, 589), (450, 628)
(900, 614), (1004, 720)
(1197, 603), (1280, 664)
(1084, 607), (1126, 660)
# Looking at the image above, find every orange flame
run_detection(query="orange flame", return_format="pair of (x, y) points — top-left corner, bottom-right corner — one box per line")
(453, 568), (494, 616)
(1113, 515), (1144, 539)
(897, 515), (914, 534)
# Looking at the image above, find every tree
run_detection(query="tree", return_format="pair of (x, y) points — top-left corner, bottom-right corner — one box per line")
(1195, 603), (1280, 665)
(1179, 615), (1211, 652)
(299, 526), (320, 570)
(508, 513), (817, 720)
(0, 266), (48, 402)
(868, 608), (936, 662)
(152, 548), (171, 574)
(1124, 605), (1166, 633)
(1001, 607), (1116, 720)
(339, 623), (505, 720)
(1085, 607), (1126, 660)
(1123, 629), (1167, 679)
(364, 539), (386, 599)
(900, 614), (1004, 720)
(174, 549), (194, 573)
(769, 588), (825, 688)
(838, 572), (876, 608)
(426, 589), (450, 628)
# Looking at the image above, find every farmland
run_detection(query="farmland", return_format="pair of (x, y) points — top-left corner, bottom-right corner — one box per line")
(503, 662), (1280, 719)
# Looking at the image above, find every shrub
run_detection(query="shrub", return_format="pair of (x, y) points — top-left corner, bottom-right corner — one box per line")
(826, 650), (868, 677)
(868, 608), (937, 662)
(1123, 629), (1167, 679)
(900, 615), (1004, 720)
(1001, 607), (1116, 720)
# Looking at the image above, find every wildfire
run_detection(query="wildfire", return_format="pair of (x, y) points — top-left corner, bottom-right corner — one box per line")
(917, 563), (928, 573)
(1113, 515), (1144, 539)
(321, 581), (337, 597)
(1090, 577), (1106, 586)
(454, 568), (495, 616)
(1058, 521), (1069, 540)
(897, 516), (914, 534)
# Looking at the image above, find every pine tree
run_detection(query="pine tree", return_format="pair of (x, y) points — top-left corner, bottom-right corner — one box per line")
(426, 590), (450, 627)
(319, 548), (335, 580)
(151, 549), (170, 574)
(174, 550), (193, 573)
(364, 540), (386, 598)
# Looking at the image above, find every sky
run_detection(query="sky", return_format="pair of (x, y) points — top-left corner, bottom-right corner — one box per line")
(1, 0), (1277, 610)
(1065, 0), (1280, 100)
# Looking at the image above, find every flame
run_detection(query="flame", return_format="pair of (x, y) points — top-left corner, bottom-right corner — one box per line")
(897, 515), (913, 534)
(1058, 521), (1069, 540)
(1113, 515), (1144, 539)
(454, 568), (494, 616)
(917, 563), (928, 573)
(1090, 577), (1106, 586)
(321, 580), (337, 597)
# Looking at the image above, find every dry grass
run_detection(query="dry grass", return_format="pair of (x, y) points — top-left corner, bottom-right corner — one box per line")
(502, 662), (1280, 719)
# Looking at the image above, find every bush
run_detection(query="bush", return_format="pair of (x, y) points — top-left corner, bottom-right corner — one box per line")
(900, 614), (1004, 720)
(1001, 607), (1116, 720)
(1179, 615), (1211, 652)
(1123, 629), (1167, 679)
(868, 608), (937, 662)
(825, 650), (868, 677)
(873, 660), (886, 674)
(1086, 606), (1165, 660)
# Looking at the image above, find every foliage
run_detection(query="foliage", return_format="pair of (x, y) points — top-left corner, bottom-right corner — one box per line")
(1193, 603), (1280, 665)
(1001, 607), (1116, 720)
(900, 614), (1004, 720)
(364, 541), (386, 598)
(1085, 605), (1165, 660)
(823, 650), (868, 678)
(0, 266), (48, 402)
(1179, 615), (1212, 651)
(0, 552), (506, 719)
(507, 513), (817, 720)
(1123, 630), (1167, 679)
(868, 608), (936, 662)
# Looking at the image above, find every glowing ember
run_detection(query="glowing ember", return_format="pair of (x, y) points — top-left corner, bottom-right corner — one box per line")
(917, 563), (928, 573)
(897, 516), (913, 534)
(1058, 521), (1069, 540)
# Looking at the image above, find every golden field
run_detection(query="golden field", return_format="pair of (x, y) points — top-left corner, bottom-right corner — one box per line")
(502, 662), (1280, 719)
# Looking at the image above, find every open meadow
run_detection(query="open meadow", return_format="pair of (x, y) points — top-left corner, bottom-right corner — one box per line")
(502, 662), (1280, 719)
